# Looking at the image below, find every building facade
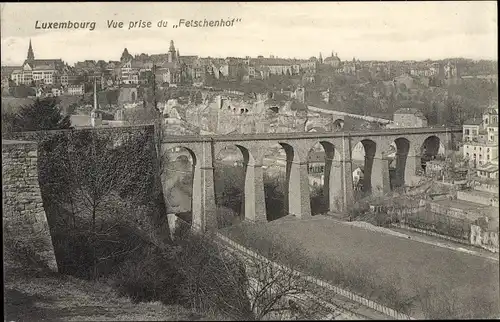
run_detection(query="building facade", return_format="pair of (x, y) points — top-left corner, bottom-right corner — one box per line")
(463, 104), (499, 168)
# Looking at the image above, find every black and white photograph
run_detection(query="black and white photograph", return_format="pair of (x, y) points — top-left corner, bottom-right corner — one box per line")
(1, 1), (498, 320)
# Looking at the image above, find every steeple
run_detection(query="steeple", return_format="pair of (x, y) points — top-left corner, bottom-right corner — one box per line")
(169, 40), (176, 53)
(27, 39), (35, 61)
(319, 52), (323, 64)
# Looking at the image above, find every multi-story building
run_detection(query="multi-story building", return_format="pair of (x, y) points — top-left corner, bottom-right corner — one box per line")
(120, 59), (139, 85)
(463, 118), (482, 142)
(67, 84), (85, 95)
(342, 58), (360, 76)
(10, 40), (65, 86)
(248, 57), (301, 76)
(300, 58), (318, 71)
(463, 104), (499, 168)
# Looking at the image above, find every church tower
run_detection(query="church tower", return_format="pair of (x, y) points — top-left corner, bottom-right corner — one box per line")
(319, 52), (323, 64)
(168, 40), (176, 63)
(27, 39), (35, 62)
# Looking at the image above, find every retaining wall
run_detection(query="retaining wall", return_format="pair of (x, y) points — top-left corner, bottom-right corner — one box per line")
(2, 140), (58, 272)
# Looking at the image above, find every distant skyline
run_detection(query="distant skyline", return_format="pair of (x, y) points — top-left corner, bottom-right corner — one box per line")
(1, 2), (497, 66)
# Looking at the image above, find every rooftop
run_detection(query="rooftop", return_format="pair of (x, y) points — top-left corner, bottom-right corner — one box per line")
(394, 107), (423, 116)
(477, 163), (499, 172)
(464, 118), (483, 126)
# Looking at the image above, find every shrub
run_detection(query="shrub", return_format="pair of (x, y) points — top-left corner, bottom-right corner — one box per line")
(112, 245), (182, 304)
(174, 231), (253, 320)
(3, 237), (54, 278)
(217, 206), (242, 228)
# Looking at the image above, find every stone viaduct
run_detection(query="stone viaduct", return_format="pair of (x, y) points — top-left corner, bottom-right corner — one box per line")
(160, 127), (462, 231)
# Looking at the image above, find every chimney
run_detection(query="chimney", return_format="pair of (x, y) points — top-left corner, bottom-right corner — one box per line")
(90, 78), (102, 127)
(93, 77), (98, 111)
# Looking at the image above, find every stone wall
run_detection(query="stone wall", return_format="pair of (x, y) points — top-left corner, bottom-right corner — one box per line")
(2, 124), (154, 142)
(2, 140), (58, 271)
(470, 225), (499, 253)
(457, 190), (499, 207)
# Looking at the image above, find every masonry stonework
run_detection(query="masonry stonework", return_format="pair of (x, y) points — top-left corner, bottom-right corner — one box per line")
(2, 140), (58, 271)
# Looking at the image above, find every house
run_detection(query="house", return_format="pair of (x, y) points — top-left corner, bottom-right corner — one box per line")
(67, 84), (85, 96)
(393, 107), (428, 128)
(463, 118), (483, 142)
(50, 87), (63, 97)
(476, 162), (499, 180)
(353, 167), (364, 191)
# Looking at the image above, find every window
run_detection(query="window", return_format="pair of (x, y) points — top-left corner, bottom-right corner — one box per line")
(487, 148), (490, 152)
(465, 129), (470, 135)
(488, 155), (490, 160)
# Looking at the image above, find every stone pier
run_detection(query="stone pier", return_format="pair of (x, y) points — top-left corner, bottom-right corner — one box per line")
(371, 157), (391, 196)
(287, 160), (312, 219)
(244, 160), (267, 222)
(191, 142), (217, 232)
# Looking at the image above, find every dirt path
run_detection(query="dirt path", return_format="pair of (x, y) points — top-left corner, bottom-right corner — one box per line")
(4, 271), (210, 321)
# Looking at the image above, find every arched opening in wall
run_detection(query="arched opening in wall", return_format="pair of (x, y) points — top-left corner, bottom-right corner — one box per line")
(332, 119), (345, 131)
(351, 139), (376, 199)
(389, 138), (410, 190)
(214, 145), (247, 228)
(263, 143), (288, 221)
(306, 142), (330, 215)
(420, 136), (442, 175)
(163, 146), (195, 229)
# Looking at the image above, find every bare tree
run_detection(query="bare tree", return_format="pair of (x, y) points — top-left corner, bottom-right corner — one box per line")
(172, 219), (329, 320)
(242, 252), (324, 320)
(37, 128), (163, 279)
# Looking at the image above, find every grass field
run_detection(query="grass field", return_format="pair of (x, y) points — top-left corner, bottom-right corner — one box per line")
(221, 215), (500, 319)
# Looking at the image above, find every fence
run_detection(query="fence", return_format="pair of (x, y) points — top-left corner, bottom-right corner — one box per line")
(389, 210), (470, 242)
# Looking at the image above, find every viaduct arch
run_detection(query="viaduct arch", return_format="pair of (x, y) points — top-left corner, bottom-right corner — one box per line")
(160, 128), (459, 231)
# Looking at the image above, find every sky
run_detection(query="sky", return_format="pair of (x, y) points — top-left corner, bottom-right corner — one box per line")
(0, 2), (497, 66)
